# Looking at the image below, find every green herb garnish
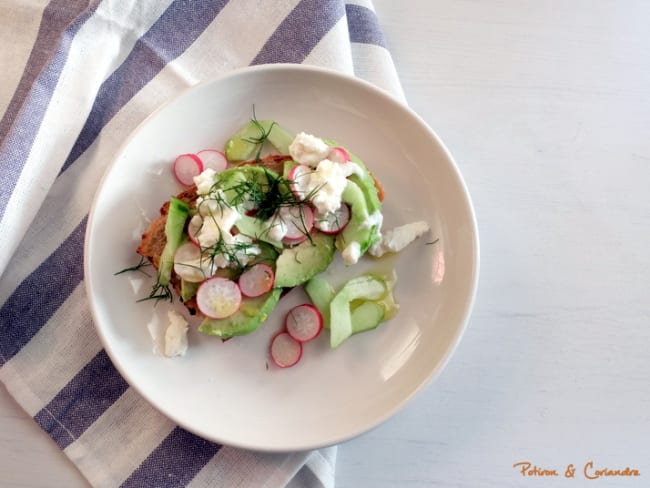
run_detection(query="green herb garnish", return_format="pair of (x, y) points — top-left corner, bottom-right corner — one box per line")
(242, 108), (277, 162)
(137, 281), (174, 304)
(114, 256), (152, 277)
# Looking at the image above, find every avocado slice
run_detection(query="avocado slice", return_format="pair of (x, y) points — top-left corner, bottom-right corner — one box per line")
(198, 288), (282, 338)
(335, 180), (381, 259)
(235, 214), (283, 249)
(180, 279), (200, 302)
(196, 242), (280, 338)
(274, 232), (336, 288)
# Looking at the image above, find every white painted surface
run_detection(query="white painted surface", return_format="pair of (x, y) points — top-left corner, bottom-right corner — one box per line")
(2, 1), (649, 486)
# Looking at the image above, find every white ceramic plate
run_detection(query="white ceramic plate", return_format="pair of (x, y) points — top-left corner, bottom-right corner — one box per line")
(85, 64), (479, 451)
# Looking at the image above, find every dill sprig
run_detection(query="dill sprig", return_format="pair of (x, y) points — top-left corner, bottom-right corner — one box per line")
(114, 256), (152, 277)
(219, 168), (302, 221)
(196, 211), (261, 276)
(137, 281), (173, 304)
(242, 109), (277, 162)
(256, 169), (295, 220)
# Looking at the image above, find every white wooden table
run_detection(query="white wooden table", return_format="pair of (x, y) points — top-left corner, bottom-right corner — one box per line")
(2, 1), (649, 486)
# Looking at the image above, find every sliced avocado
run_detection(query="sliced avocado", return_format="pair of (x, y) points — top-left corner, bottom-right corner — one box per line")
(180, 279), (199, 302)
(225, 120), (295, 162)
(235, 214), (283, 249)
(247, 240), (280, 267)
(336, 180), (381, 257)
(274, 232), (335, 288)
(196, 242), (279, 338)
(198, 288), (282, 338)
(329, 275), (387, 348)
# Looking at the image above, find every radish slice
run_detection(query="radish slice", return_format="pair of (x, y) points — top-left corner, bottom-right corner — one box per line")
(196, 277), (242, 319)
(328, 146), (350, 164)
(279, 204), (314, 240)
(238, 263), (274, 297)
(197, 149), (228, 173)
(270, 332), (303, 368)
(313, 204), (351, 234)
(282, 233), (308, 246)
(173, 241), (205, 282)
(187, 214), (203, 246)
(173, 153), (203, 186)
(285, 304), (323, 342)
(288, 164), (312, 200)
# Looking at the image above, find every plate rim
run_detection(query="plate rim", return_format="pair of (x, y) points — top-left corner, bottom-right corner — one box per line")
(84, 63), (480, 451)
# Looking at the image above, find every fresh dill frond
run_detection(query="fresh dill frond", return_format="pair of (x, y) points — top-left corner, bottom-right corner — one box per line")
(242, 109), (277, 162)
(114, 256), (152, 277)
(219, 168), (302, 222)
(195, 216), (261, 276)
(138, 281), (173, 304)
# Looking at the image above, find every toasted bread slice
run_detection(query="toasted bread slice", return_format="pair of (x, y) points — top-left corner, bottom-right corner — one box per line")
(136, 155), (292, 314)
(136, 153), (384, 315)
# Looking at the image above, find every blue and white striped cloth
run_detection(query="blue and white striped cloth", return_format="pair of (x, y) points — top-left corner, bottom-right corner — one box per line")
(0, 1), (403, 486)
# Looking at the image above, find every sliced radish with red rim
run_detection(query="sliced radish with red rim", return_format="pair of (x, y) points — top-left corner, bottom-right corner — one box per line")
(196, 277), (242, 319)
(173, 153), (203, 186)
(238, 263), (274, 297)
(173, 241), (205, 282)
(313, 204), (350, 234)
(270, 332), (303, 368)
(279, 204), (313, 240)
(282, 233), (308, 246)
(187, 214), (203, 246)
(288, 164), (312, 200)
(285, 304), (323, 342)
(197, 149), (228, 173)
(328, 146), (350, 164)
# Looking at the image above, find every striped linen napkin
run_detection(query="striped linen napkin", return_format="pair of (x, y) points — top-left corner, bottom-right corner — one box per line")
(0, 0), (404, 486)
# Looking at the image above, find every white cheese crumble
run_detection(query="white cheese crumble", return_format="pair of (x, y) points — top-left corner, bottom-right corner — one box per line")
(225, 233), (260, 268)
(289, 132), (331, 166)
(194, 168), (217, 195)
(342, 241), (362, 265)
(304, 159), (363, 214)
(362, 210), (384, 230)
(164, 310), (188, 357)
(288, 132), (367, 216)
(173, 250), (215, 282)
(368, 221), (430, 257)
(194, 203), (241, 247)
